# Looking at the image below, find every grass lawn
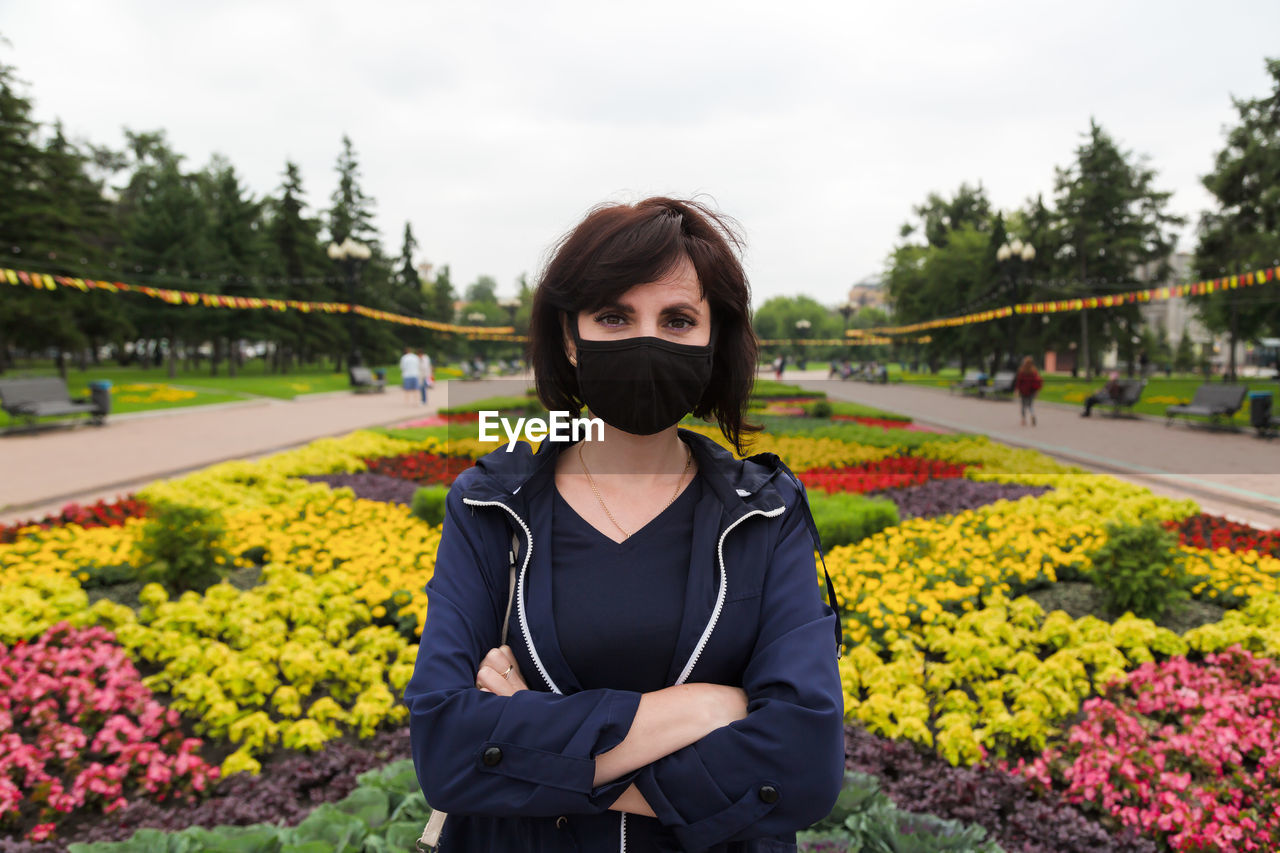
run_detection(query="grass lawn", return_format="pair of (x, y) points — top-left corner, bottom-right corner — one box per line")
(0, 361), (382, 428)
(892, 368), (1276, 422)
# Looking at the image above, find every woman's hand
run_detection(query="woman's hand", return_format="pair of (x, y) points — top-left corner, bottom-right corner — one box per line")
(475, 645), (528, 696)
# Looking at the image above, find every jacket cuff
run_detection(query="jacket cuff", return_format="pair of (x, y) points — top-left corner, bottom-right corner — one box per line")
(634, 752), (779, 851)
(476, 688), (642, 797)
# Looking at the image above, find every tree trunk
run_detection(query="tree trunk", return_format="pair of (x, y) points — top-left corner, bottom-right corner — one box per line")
(1228, 296), (1239, 382)
(56, 349), (68, 380)
(210, 338), (221, 377)
(167, 327), (178, 379)
(228, 338), (238, 378)
(1080, 310), (1090, 379)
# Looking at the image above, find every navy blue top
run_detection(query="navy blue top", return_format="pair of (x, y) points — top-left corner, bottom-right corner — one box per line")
(551, 471), (702, 694)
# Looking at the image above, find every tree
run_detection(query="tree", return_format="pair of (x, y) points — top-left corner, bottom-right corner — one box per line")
(1052, 119), (1184, 378)
(197, 155), (268, 376)
(116, 131), (211, 373)
(267, 160), (341, 371)
(884, 184), (1001, 371)
(327, 135), (378, 248)
(0, 59), (84, 373)
(1193, 57), (1280, 378)
(1174, 325), (1196, 373)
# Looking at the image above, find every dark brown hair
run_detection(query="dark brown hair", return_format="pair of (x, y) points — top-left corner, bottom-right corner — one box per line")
(528, 197), (761, 453)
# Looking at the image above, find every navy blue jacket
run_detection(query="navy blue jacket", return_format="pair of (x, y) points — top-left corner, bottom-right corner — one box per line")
(404, 428), (845, 852)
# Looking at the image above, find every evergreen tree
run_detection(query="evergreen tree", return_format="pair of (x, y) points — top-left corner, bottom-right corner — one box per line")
(0, 59), (81, 372)
(1052, 119), (1183, 377)
(1194, 58), (1280, 378)
(267, 160), (341, 371)
(197, 155), (267, 376)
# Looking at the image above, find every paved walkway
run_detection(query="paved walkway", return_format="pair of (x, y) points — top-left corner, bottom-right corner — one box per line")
(0, 378), (532, 524)
(786, 373), (1280, 529)
(6, 370), (1280, 531)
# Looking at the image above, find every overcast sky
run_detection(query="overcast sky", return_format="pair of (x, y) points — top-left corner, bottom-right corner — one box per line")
(3, 1), (1278, 308)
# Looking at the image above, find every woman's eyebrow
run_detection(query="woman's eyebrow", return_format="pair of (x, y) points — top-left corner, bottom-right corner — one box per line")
(593, 300), (703, 315)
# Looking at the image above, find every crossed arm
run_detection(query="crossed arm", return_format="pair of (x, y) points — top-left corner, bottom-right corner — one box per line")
(474, 645), (749, 817)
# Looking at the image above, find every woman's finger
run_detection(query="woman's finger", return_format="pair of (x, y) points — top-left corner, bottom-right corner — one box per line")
(476, 665), (515, 696)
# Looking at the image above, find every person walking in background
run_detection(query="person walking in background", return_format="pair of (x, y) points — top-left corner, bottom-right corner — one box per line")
(772, 353), (785, 380)
(417, 348), (433, 405)
(399, 346), (420, 404)
(1015, 355), (1043, 426)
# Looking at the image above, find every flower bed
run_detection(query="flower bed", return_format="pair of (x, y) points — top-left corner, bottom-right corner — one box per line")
(1166, 512), (1280, 559)
(298, 473), (420, 506)
(874, 478), (1052, 520)
(1015, 647), (1280, 851)
(7, 401), (1280, 849)
(362, 451), (473, 485)
(845, 726), (1157, 853)
(1, 623), (217, 842)
(0, 498), (147, 545)
(799, 457), (967, 495)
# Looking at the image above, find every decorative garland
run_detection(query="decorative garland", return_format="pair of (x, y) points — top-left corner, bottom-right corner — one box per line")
(851, 265), (1280, 336)
(1, 267), (513, 337)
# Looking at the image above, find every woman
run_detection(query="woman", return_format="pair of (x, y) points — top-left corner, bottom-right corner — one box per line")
(404, 197), (845, 852)
(1015, 356), (1043, 426)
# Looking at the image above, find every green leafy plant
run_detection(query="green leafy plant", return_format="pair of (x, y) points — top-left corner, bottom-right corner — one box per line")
(1087, 519), (1191, 621)
(67, 760), (431, 853)
(808, 492), (900, 550)
(410, 485), (449, 527)
(133, 500), (233, 594)
(806, 400), (834, 419)
(799, 771), (1004, 852)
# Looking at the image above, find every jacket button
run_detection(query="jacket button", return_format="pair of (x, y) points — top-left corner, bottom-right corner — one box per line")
(481, 747), (503, 767)
(758, 785), (779, 804)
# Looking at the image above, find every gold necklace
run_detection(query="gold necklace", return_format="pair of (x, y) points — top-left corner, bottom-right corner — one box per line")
(578, 441), (692, 541)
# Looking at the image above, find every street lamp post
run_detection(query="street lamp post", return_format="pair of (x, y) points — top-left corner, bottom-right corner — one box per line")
(838, 303), (854, 358)
(794, 319), (811, 369)
(327, 237), (372, 369)
(995, 238), (1035, 369)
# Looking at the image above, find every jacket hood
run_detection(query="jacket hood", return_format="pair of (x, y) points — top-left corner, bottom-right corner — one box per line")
(455, 427), (791, 518)
(453, 424), (844, 655)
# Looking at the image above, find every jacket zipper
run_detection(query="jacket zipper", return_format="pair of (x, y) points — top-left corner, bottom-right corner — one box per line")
(460, 498), (562, 695)
(635, 504), (786, 852)
(674, 505), (786, 686)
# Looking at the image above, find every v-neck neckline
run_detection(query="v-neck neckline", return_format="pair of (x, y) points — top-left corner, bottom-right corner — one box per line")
(553, 473), (701, 549)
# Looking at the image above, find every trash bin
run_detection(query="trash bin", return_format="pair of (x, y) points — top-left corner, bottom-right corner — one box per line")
(88, 380), (112, 415)
(1249, 391), (1273, 433)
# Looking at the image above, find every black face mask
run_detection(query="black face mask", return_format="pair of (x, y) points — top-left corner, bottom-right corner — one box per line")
(570, 320), (715, 436)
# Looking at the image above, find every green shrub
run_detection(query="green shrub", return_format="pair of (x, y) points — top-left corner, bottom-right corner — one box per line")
(1087, 519), (1191, 621)
(441, 394), (540, 415)
(806, 400), (834, 419)
(799, 771), (1003, 852)
(808, 492), (900, 550)
(133, 501), (233, 595)
(410, 485), (449, 527)
(751, 379), (826, 400)
(828, 400), (912, 422)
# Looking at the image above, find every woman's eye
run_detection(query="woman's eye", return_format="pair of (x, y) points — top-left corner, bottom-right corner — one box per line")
(596, 313), (625, 327)
(668, 316), (695, 330)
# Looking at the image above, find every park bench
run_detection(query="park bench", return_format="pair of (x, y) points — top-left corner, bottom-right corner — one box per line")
(348, 366), (386, 394)
(0, 377), (108, 429)
(950, 370), (985, 396)
(1166, 383), (1248, 427)
(1097, 379), (1148, 417)
(979, 371), (1016, 399)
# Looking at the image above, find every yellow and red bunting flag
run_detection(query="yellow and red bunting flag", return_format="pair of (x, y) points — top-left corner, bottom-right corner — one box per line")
(1, 266), (513, 338)
(843, 263), (1280, 338)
